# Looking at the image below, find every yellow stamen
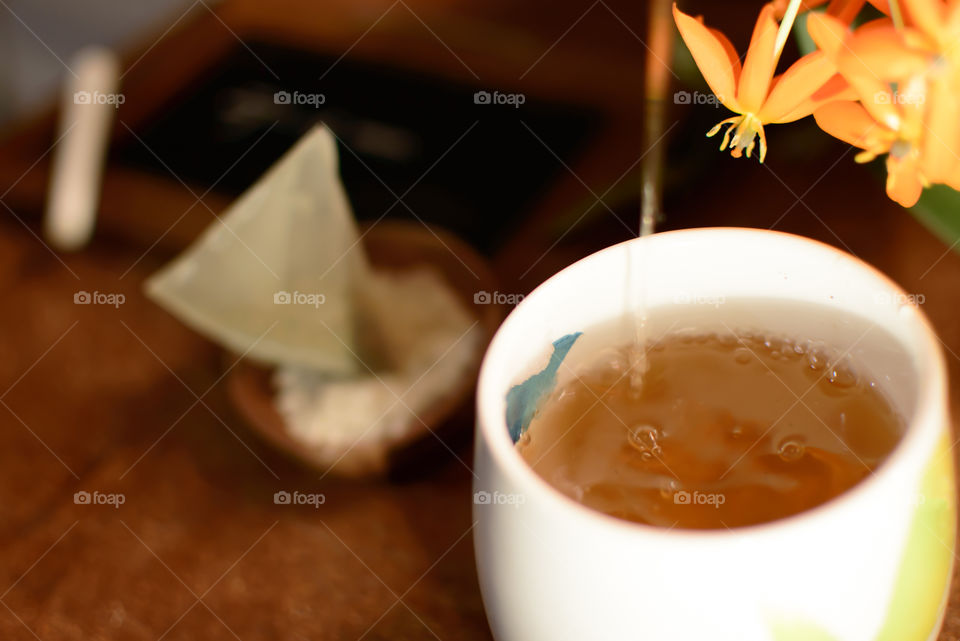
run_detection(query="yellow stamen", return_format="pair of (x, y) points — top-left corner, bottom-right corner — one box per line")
(706, 113), (768, 163)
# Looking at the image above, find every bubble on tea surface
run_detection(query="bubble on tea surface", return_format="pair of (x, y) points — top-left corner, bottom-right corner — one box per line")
(806, 349), (828, 372)
(659, 478), (680, 499)
(775, 338), (798, 360)
(778, 437), (806, 462)
(628, 424), (659, 448)
(734, 348), (752, 364)
(628, 424), (662, 460)
(827, 362), (858, 388)
(717, 334), (738, 349)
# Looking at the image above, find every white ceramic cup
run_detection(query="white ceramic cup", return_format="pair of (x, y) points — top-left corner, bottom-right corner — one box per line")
(474, 228), (956, 641)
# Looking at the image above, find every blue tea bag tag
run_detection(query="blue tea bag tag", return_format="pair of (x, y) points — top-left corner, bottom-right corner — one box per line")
(505, 332), (582, 443)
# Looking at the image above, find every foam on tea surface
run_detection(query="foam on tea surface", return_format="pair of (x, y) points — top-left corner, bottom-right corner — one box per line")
(516, 331), (905, 529)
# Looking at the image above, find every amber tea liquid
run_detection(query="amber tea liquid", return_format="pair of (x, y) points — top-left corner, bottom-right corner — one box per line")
(516, 309), (905, 530)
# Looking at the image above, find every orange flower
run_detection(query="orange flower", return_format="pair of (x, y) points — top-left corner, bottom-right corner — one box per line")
(814, 97), (928, 206)
(876, 0), (960, 187)
(808, 8), (960, 205)
(674, 3), (849, 162)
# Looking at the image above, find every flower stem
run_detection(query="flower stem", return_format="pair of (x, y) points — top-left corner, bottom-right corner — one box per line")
(888, 0), (905, 29)
(640, 0), (673, 237)
(774, 0), (804, 62)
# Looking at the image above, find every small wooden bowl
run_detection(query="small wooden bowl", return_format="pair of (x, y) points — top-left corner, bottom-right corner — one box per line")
(228, 220), (502, 478)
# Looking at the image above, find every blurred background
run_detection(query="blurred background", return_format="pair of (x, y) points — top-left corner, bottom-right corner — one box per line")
(0, 0), (195, 123)
(2, 0), (960, 639)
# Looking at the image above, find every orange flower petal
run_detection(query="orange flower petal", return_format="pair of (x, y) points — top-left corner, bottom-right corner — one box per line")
(886, 154), (924, 206)
(948, 3), (960, 37)
(902, 0), (946, 44)
(896, 74), (928, 140)
(827, 0), (868, 23)
(846, 73), (904, 130)
(945, 168), (960, 192)
(854, 17), (898, 33)
(771, 73), (858, 122)
(707, 26), (743, 90)
(672, 4), (742, 111)
(840, 25), (931, 81)
(806, 12), (850, 62)
(759, 51), (837, 122)
(738, 4), (780, 113)
(921, 72), (960, 183)
(814, 100), (886, 148)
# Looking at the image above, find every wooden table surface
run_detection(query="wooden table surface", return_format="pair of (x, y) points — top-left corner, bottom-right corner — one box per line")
(2, 1), (960, 640)
(4, 146), (960, 641)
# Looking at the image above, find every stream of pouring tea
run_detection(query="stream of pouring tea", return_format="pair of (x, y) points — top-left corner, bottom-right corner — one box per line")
(626, 220), (653, 390)
(626, 226), (653, 389)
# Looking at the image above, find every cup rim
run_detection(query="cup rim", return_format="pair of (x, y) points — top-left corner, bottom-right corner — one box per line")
(476, 227), (947, 539)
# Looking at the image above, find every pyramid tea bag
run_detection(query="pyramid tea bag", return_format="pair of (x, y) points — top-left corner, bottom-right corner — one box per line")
(146, 126), (369, 375)
(147, 126), (486, 476)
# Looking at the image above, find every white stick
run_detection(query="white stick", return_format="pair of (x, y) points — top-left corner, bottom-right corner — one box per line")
(44, 46), (121, 251)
